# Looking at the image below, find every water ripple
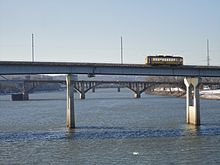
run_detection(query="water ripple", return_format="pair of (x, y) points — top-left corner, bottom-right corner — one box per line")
(1, 126), (220, 142)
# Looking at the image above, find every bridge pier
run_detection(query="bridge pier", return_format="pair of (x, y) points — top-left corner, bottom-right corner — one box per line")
(22, 92), (29, 100)
(80, 82), (86, 99)
(134, 92), (141, 98)
(80, 93), (86, 99)
(184, 77), (201, 125)
(23, 82), (29, 100)
(11, 92), (29, 101)
(92, 87), (95, 93)
(66, 74), (75, 129)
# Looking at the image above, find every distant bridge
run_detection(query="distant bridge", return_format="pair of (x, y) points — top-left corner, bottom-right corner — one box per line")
(0, 79), (185, 99)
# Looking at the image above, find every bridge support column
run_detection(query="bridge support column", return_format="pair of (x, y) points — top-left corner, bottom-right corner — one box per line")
(80, 93), (85, 99)
(22, 92), (29, 100)
(184, 77), (201, 125)
(79, 82), (86, 99)
(11, 92), (29, 101)
(134, 92), (141, 98)
(23, 82), (29, 100)
(66, 74), (75, 129)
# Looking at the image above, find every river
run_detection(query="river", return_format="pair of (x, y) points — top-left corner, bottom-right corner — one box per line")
(0, 88), (220, 164)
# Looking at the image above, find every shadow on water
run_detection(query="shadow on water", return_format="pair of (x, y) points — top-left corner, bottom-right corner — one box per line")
(29, 98), (66, 101)
(75, 95), (180, 101)
(0, 98), (65, 102)
(1, 125), (220, 142)
(76, 126), (125, 130)
(1, 97), (151, 102)
(76, 97), (139, 101)
(0, 94), (181, 102)
(22, 96), (157, 101)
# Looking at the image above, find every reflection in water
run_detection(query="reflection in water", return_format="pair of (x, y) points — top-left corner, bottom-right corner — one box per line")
(184, 125), (202, 136)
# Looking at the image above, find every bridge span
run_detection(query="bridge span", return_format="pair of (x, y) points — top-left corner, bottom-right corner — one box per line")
(1, 61), (220, 77)
(1, 79), (186, 99)
(1, 61), (220, 128)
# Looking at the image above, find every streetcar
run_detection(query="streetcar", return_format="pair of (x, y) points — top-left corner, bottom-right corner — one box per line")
(145, 55), (183, 65)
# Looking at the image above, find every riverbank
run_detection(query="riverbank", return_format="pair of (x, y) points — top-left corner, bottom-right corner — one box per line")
(200, 89), (220, 100)
(146, 88), (220, 100)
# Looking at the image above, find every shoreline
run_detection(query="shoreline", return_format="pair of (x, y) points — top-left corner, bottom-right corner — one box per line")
(200, 90), (220, 100)
(146, 89), (220, 100)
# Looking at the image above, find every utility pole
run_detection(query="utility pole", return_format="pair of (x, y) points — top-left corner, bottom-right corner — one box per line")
(120, 36), (123, 64)
(207, 39), (210, 66)
(32, 33), (35, 62)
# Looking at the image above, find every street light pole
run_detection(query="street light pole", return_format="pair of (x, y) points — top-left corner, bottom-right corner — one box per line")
(32, 33), (35, 62)
(120, 36), (123, 64)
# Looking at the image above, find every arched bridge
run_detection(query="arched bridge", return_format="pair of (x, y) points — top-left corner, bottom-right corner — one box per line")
(0, 79), (185, 99)
(73, 80), (184, 99)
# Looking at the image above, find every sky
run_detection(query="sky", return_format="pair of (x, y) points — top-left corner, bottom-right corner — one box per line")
(0, 0), (220, 65)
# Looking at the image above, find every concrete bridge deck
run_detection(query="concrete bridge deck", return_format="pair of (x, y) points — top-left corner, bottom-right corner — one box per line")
(1, 61), (220, 77)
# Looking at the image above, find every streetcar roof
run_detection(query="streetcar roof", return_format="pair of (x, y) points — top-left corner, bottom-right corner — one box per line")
(147, 55), (183, 58)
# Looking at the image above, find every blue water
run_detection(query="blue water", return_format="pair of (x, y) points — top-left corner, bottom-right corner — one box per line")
(0, 88), (220, 164)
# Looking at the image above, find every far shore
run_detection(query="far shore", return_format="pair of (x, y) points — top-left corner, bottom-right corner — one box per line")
(146, 89), (220, 100)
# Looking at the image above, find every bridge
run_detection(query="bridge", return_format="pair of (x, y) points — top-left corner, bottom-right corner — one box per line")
(1, 61), (220, 77)
(1, 61), (220, 128)
(0, 79), (186, 99)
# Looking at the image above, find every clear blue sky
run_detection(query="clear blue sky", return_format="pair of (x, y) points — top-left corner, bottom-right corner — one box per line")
(0, 0), (219, 65)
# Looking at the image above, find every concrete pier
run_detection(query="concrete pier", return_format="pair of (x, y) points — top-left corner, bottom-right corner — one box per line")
(80, 82), (85, 99)
(184, 77), (201, 125)
(66, 74), (75, 128)
(92, 87), (95, 92)
(134, 92), (141, 98)
(11, 93), (29, 101)
(80, 93), (85, 99)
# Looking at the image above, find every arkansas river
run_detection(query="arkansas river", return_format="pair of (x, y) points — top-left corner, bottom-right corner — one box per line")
(0, 88), (220, 164)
